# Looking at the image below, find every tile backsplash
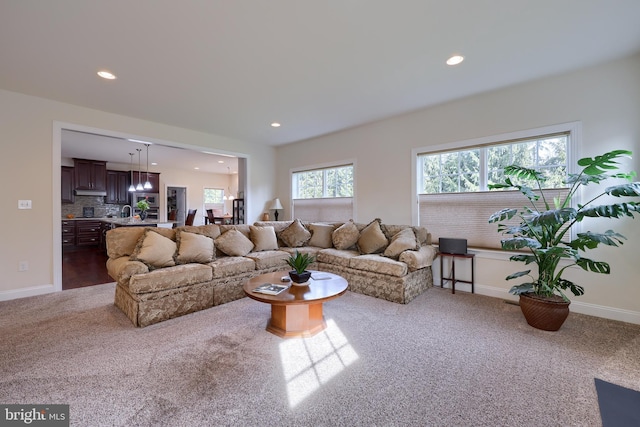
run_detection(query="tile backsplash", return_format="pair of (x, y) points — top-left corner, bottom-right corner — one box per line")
(61, 196), (127, 218)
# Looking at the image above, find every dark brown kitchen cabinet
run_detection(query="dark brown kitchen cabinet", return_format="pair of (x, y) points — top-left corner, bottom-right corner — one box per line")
(106, 170), (131, 204)
(61, 220), (76, 246)
(130, 171), (160, 192)
(74, 159), (107, 191)
(61, 166), (75, 204)
(76, 220), (101, 246)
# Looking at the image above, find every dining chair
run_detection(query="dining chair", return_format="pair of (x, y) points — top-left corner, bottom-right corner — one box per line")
(185, 209), (197, 226)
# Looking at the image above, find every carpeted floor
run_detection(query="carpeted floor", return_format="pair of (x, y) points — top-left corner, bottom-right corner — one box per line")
(1, 283), (639, 426)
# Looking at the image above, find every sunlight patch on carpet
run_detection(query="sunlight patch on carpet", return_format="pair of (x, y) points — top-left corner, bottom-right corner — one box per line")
(279, 319), (359, 408)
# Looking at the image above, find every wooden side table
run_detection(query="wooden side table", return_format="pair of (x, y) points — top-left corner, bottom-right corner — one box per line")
(439, 252), (475, 294)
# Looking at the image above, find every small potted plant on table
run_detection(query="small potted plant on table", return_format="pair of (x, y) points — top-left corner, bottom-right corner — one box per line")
(136, 199), (150, 221)
(489, 149), (640, 331)
(286, 251), (316, 285)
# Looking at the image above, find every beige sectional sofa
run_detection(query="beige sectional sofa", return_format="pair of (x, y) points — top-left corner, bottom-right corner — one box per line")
(106, 219), (437, 327)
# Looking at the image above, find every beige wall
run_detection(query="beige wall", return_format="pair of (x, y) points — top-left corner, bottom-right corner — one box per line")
(275, 53), (640, 323)
(0, 89), (276, 299)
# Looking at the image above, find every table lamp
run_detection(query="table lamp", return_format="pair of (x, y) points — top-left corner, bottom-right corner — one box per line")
(268, 198), (284, 221)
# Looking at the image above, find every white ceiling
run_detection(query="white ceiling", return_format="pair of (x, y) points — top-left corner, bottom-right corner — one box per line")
(2, 1), (640, 148)
(60, 129), (238, 175)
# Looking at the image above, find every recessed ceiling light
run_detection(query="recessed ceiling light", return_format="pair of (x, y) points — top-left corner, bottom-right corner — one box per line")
(446, 55), (464, 66)
(218, 160), (224, 163)
(151, 162), (158, 166)
(271, 122), (281, 128)
(194, 167), (200, 170)
(97, 70), (117, 80)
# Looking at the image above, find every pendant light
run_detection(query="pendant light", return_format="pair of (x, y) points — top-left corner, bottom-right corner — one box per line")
(128, 153), (136, 192)
(223, 167), (234, 200)
(135, 148), (144, 191)
(143, 143), (152, 189)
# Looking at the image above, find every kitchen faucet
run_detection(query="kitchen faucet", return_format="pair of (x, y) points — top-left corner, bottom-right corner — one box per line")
(121, 205), (132, 218)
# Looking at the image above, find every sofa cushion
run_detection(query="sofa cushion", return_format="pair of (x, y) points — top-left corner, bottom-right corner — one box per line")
(349, 254), (408, 277)
(316, 248), (359, 267)
(357, 218), (388, 254)
(106, 227), (147, 259)
(249, 225), (279, 252)
(175, 230), (215, 264)
(279, 219), (311, 248)
(332, 220), (359, 250)
(220, 224), (251, 239)
(130, 229), (177, 269)
(209, 256), (256, 278)
(245, 250), (290, 270)
(384, 228), (419, 260)
(128, 263), (213, 294)
(215, 229), (255, 256)
(308, 223), (335, 248)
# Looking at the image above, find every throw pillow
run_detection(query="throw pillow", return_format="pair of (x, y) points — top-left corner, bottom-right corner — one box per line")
(332, 220), (360, 250)
(383, 228), (419, 260)
(130, 229), (177, 269)
(215, 229), (255, 256)
(249, 225), (279, 252)
(175, 230), (215, 264)
(308, 223), (336, 248)
(357, 218), (388, 254)
(279, 218), (311, 247)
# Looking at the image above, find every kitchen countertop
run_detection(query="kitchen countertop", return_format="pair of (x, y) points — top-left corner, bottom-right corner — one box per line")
(62, 217), (175, 227)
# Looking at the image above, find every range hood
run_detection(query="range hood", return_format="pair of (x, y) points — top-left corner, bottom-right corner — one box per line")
(74, 189), (107, 197)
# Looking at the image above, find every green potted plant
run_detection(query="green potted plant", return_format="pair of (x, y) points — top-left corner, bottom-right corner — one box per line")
(286, 250), (316, 285)
(488, 149), (640, 330)
(136, 199), (150, 220)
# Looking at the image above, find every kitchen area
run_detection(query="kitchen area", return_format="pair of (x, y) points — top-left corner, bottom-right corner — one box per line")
(60, 128), (244, 289)
(61, 157), (172, 289)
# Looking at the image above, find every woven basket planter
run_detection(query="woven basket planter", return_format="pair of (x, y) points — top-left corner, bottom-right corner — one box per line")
(519, 293), (570, 331)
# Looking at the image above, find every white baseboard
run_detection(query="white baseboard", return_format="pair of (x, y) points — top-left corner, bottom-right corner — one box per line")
(474, 283), (640, 325)
(0, 284), (57, 301)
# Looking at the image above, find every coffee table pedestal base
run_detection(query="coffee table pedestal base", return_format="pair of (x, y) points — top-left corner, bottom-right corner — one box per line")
(267, 303), (326, 338)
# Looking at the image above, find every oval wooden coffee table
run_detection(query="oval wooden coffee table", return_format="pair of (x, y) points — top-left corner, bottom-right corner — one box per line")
(243, 271), (348, 338)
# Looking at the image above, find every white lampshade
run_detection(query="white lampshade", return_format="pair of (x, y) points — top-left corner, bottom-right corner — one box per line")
(268, 198), (283, 210)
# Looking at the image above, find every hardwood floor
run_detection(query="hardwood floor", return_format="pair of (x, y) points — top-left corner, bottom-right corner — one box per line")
(62, 245), (112, 290)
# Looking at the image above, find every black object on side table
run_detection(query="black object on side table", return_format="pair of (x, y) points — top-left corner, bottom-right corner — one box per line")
(439, 252), (475, 294)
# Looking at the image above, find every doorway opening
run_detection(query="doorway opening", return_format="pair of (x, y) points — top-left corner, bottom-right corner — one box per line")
(167, 186), (187, 226)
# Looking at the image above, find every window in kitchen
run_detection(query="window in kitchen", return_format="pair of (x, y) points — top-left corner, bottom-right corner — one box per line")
(416, 122), (577, 250)
(291, 162), (355, 222)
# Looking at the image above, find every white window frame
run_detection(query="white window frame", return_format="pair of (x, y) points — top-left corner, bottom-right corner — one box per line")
(410, 122), (580, 245)
(203, 187), (225, 217)
(290, 159), (357, 222)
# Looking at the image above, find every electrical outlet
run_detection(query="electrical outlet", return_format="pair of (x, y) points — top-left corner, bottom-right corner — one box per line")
(18, 200), (32, 209)
(19, 261), (28, 272)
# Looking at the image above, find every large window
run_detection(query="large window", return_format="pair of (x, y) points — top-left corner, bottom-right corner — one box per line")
(292, 164), (354, 222)
(417, 124), (576, 250)
(420, 135), (568, 194)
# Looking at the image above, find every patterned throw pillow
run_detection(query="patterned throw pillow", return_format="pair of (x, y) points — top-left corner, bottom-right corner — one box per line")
(175, 230), (215, 264)
(308, 223), (336, 248)
(215, 228), (255, 256)
(130, 229), (177, 269)
(279, 218), (311, 247)
(332, 220), (360, 250)
(383, 228), (419, 260)
(357, 218), (388, 254)
(249, 225), (279, 252)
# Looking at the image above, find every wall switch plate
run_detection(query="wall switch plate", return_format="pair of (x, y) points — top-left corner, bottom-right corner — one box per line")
(18, 200), (32, 209)
(19, 261), (28, 272)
